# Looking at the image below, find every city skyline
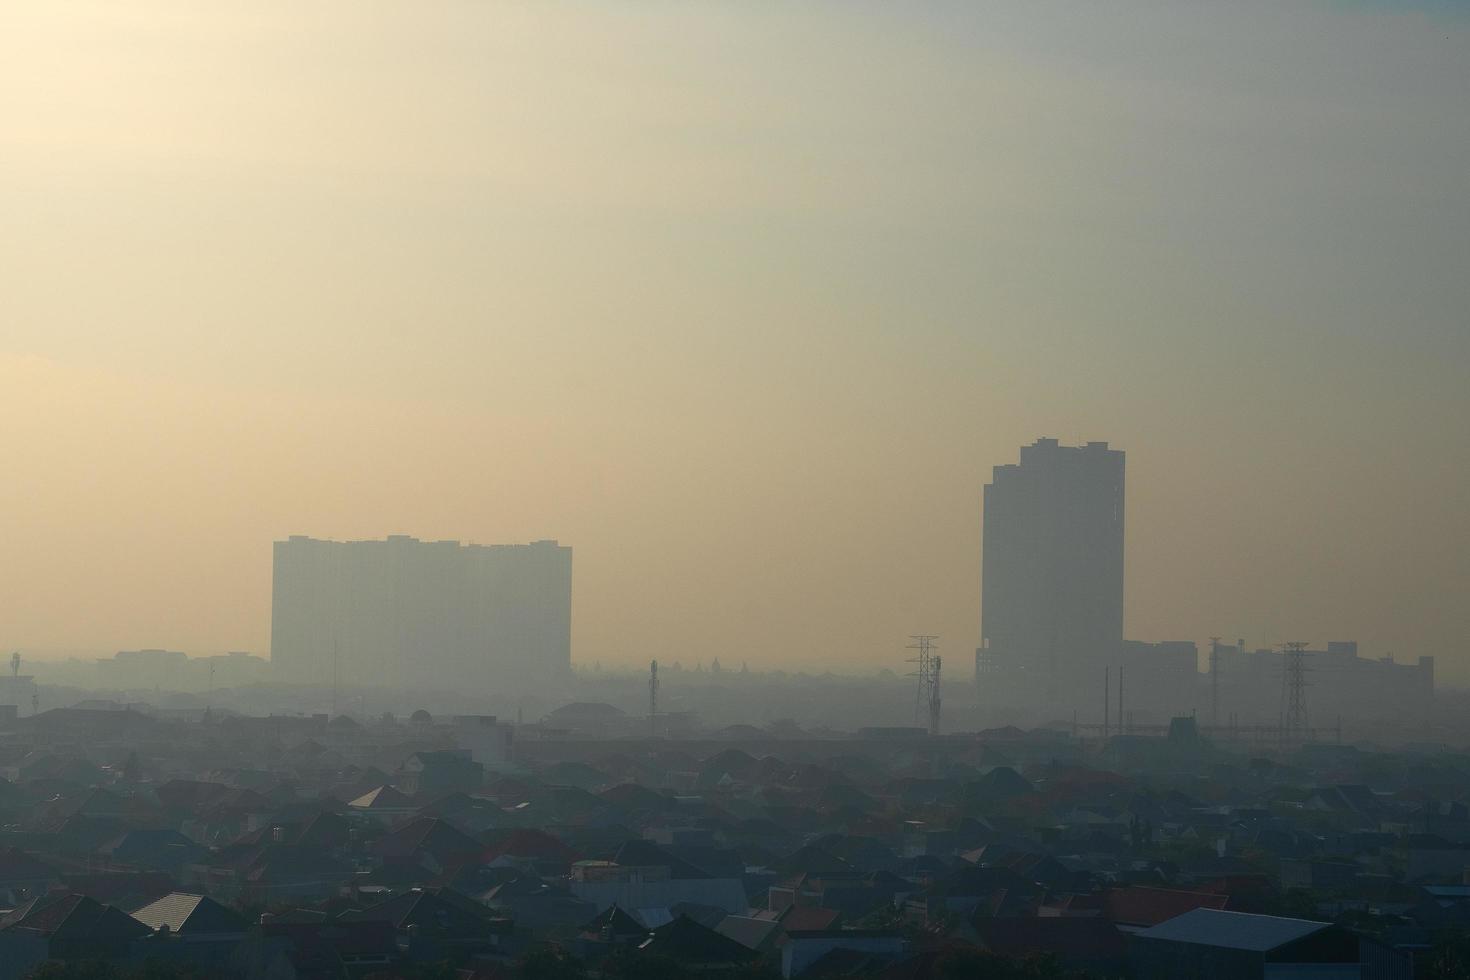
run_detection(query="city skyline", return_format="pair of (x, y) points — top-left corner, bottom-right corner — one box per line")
(1, 2), (1466, 679)
(3, 6), (1468, 977)
(2, 429), (1453, 684)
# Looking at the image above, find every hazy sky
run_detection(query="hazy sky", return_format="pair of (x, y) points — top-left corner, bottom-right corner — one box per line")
(2, 2), (1467, 678)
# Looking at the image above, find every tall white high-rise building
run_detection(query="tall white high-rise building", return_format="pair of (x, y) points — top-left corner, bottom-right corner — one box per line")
(979, 439), (1124, 691)
(270, 535), (572, 690)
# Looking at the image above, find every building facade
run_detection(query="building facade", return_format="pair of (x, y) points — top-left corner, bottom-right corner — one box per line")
(979, 438), (1125, 694)
(270, 535), (572, 691)
(1205, 640), (1433, 728)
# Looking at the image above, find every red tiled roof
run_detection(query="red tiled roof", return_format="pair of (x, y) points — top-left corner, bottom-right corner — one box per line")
(1101, 885), (1230, 927)
(973, 916), (1126, 959)
(1043, 892), (1102, 914)
(0, 848), (58, 883)
(780, 906), (842, 932)
(481, 828), (578, 863)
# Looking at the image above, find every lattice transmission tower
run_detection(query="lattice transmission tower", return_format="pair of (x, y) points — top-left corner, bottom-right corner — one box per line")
(1279, 641), (1310, 748)
(907, 635), (942, 735)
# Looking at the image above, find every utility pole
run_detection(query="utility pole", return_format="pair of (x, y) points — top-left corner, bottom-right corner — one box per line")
(649, 660), (659, 738)
(1118, 665), (1124, 735)
(930, 655), (942, 735)
(1209, 636), (1222, 728)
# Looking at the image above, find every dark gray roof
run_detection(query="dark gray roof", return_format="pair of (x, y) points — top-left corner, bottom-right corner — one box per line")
(1135, 909), (1329, 952)
(715, 914), (780, 950)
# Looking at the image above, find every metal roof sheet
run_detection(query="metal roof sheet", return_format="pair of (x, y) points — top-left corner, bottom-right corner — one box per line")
(1135, 909), (1328, 952)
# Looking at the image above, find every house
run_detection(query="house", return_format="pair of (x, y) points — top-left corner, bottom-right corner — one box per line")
(1303, 785), (1382, 827)
(419, 793), (506, 834)
(257, 909), (398, 979)
(184, 841), (353, 905)
(769, 870), (907, 918)
(348, 784), (418, 825)
(397, 751), (484, 797)
(1411, 800), (1470, 841)
(133, 893), (246, 937)
(1280, 859), (1359, 893)
(714, 914), (782, 955)
(569, 846), (749, 916)
(970, 917), (1127, 976)
(578, 904), (651, 956)
(154, 779), (231, 813)
(543, 703), (629, 737)
(1405, 834), (1470, 882)
(903, 865), (1039, 922)
(130, 893), (249, 975)
(372, 816), (484, 874)
(480, 828), (580, 873)
(0, 848), (61, 907)
(780, 929), (905, 978)
(181, 788), (279, 845)
(0, 893), (151, 980)
(637, 914), (757, 971)
(479, 871), (596, 930)
(1100, 885), (1231, 931)
(778, 906), (844, 934)
(339, 886), (515, 963)
(96, 828), (205, 875)
(449, 715), (515, 768)
(1130, 908), (1402, 980)
(59, 870), (178, 911)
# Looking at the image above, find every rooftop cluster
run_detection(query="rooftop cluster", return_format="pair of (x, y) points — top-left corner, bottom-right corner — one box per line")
(1, 706), (1469, 979)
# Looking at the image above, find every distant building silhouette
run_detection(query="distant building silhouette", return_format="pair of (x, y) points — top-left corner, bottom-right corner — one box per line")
(270, 535), (571, 690)
(97, 649), (268, 692)
(979, 438), (1124, 694)
(973, 441), (1435, 723)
